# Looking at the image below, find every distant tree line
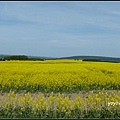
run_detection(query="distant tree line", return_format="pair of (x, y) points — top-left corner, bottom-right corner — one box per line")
(28, 58), (45, 61)
(3, 55), (28, 60)
(82, 58), (119, 63)
(82, 58), (102, 62)
(0, 58), (5, 61)
(0, 55), (45, 61)
(74, 59), (79, 60)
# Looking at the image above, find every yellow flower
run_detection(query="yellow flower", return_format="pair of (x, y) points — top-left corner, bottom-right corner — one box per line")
(61, 107), (66, 112)
(68, 111), (71, 115)
(21, 107), (25, 111)
(34, 112), (36, 115)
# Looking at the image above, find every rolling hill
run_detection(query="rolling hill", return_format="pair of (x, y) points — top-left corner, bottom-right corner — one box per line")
(0, 54), (120, 62)
(59, 55), (120, 62)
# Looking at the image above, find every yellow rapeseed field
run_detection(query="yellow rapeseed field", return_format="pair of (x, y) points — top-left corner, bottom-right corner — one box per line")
(0, 60), (120, 118)
(0, 60), (120, 92)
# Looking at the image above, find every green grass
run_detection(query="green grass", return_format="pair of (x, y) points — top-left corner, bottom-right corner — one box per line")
(0, 107), (120, 118)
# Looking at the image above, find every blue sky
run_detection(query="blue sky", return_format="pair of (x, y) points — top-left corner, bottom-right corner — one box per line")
(0, 1), (120, 58)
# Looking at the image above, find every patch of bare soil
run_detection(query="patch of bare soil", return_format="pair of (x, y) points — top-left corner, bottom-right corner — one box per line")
(0, 90), (119, 100)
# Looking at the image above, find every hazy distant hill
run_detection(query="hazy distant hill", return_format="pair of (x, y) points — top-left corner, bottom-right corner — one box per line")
(27, 55), (56, 59)
(0, 54), (120, 62)
(59, 55), (120, 62)
(0, 54), (11, 58)
(0, 54), (55, 60)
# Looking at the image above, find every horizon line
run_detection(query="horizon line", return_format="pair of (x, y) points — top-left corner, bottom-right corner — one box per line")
(0, 53), (120, 59)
